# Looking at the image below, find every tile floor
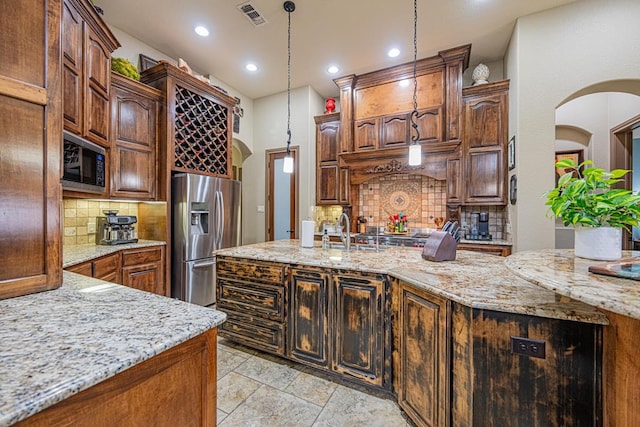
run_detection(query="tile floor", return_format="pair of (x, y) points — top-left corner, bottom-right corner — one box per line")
(216, 337), (412, 426)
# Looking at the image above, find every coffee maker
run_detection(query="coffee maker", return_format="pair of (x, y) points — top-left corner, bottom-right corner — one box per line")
(96, 210), (138, 245)
(466, 212), (492, 241)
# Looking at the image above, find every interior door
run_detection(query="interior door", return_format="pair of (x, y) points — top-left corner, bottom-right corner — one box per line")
(610, 115), (640, 250)
(266, 147), (298, 241)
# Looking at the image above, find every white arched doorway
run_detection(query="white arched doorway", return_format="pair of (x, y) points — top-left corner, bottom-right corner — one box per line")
(554, 84), (640, 249)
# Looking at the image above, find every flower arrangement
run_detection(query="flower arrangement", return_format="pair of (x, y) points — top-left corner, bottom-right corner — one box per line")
(388, 212), (408, 233)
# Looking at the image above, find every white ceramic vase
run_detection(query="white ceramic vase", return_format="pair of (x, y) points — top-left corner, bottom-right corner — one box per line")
(574, 226), (622, 261)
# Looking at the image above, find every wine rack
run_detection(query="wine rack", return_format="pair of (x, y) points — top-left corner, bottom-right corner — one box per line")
(174, 85), (229, 175)
(140, 62), (236, 183)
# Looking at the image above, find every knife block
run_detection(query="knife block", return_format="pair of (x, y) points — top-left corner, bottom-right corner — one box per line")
(421, 231), (457, 262)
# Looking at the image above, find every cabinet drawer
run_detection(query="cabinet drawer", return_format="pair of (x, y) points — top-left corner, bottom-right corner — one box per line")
(217, 258), (286, 285)
(220, 311), (285, 355)
(93, 253), (119, 280)
(121, 247), (163, 266)
(66, 261), (93, 277)
(217, 277), (285, 322)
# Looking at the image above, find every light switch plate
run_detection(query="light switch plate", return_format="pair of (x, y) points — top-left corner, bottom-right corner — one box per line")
(257, 205), (265, 213)
(87, 222), (96, 233)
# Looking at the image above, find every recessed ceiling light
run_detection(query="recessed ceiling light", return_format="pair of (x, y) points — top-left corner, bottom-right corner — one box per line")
(194, 26), (209, 37)
(245, 63), (258, 72)
(388, 48), (400, 58)
(327, 65), (339, 74)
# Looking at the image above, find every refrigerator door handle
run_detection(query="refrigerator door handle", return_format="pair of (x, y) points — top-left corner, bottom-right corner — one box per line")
(193, 259), (216, 268)
(217, 190), (225, 248)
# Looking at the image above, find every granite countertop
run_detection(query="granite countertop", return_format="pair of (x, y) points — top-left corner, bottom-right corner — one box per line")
(63, 240), (166, 268)
(215, 240), (607, 325)
(505, 249), (640, 320)
(0, 272), (226, 426)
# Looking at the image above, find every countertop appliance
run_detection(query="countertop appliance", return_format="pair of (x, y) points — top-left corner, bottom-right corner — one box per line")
(96, 210), (138, 245)
(61, 131), (106, 194)
(465, 212), (492, 241)
(172, 173), (241, 307)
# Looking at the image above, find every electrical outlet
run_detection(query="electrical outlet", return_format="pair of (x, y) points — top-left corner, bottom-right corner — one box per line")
(87, 222), (96, 234)
(511, 336), (546, 359)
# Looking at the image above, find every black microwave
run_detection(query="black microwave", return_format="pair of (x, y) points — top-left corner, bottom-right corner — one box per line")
(61, 131), (106, 193)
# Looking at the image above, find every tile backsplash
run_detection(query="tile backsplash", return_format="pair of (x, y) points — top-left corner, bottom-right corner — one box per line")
(359, 174), (447, 231)
(63, 199), (139, 246)
(314, 174), (510, 240)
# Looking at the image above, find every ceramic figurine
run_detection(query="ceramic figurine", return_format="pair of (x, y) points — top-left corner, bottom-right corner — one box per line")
(472, 63), (490, 85)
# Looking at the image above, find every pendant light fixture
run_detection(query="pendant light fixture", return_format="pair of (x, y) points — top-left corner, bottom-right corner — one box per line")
(282, 1), (295, 174)
(408, 0), (422, 166)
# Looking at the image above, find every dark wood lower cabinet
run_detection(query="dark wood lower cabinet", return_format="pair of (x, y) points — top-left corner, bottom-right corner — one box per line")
(452, 303), (602, 427)
(216, 257), (288, 355)
(217, 258), (603, 427)
(332, 272), (389, 388)
(395, 282), (450, 427)
(288, 268), (330, 368)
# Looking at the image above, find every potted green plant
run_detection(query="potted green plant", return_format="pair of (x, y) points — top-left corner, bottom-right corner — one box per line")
(545, 158), (640, 260)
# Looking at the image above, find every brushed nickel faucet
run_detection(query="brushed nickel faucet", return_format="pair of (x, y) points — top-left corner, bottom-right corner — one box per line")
(339, 212), (350, 251)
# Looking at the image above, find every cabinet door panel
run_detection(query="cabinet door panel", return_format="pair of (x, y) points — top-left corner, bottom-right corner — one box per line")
(354, 119), (378, 151)
(446, 158), (462, 204)
(288, 270), (329, 368)
(85, 85), (110, 146)
(416, 109), (442, 143)
(84, 28), (110, 146)
(398, 286), (449, 427)
(317, 121), (339, 163)
(339, 168), (350, 205)
(61, 0), (83, 133)
(113, 147), (154, 195)
(332, 274), (385, 386)
(0, 97), (45, 282)
(466, 149), (503, 203)
(317, 164), (339, 204)
(381, 114), (408, 148)
(465, 96), (502, 149)
(122, 263), (163, 294)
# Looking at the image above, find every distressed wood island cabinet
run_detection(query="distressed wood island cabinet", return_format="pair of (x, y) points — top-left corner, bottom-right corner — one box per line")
(215, 241), (607, 426)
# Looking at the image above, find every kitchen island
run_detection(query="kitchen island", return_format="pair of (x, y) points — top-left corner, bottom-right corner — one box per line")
(506, 249), (640, 426)
(0, 272), (226, 426)
(214, 240), (608, 426)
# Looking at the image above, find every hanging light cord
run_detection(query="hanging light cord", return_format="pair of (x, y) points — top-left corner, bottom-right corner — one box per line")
(410, 0), (420, 143)
(286, 3), (292, 155)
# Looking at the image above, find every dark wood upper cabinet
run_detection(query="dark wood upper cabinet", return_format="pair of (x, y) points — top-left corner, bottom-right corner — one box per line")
(110, 72), (162, 200)
(0, 0), (63, 299)
(62, 0), (119, 148)
(462, 80), (509, 205)
(315, 113), (348, 205)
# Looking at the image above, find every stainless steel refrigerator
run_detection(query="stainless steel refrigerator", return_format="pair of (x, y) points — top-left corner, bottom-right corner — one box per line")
(172, 173), (241, 306)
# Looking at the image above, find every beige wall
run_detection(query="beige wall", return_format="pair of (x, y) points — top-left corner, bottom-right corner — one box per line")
(507, 0), (640, 252)
(242, 86), (324, 244)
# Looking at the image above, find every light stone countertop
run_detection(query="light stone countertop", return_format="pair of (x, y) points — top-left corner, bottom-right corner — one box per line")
(63, 239), (166, 268)
(214, 240), (608, 325)
(505, 249), (640, 320)
(0, 272), (226, 427)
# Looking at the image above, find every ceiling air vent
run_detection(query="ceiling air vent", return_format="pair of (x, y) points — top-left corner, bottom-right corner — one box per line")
(237, 2), (268, 27)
